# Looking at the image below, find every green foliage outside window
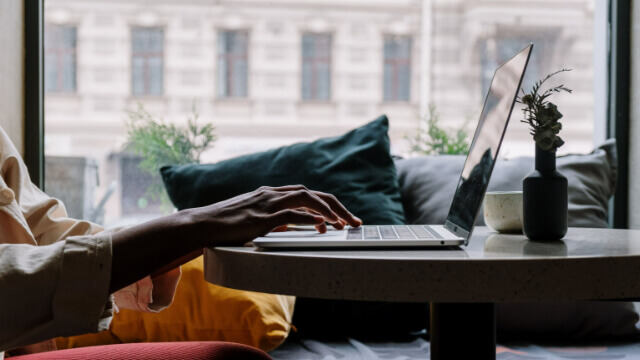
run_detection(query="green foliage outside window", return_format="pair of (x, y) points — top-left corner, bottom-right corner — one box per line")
(125, 103), (216, 213)
(408, 105), (470, 156)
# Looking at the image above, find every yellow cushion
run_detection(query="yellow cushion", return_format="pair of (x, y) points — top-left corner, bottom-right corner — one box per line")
(56, 256), (295, 352)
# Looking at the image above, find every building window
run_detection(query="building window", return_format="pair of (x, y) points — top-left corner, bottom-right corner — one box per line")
(45, 25), (77, 93)
(131, 27), (164, 96)
(383, 35), (411, 102)
(218, 30), (249, 98)
(302, 33), (332, 101)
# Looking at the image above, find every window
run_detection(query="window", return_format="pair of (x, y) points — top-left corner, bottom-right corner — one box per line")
(45, 25), (77, 93)
(40, 0), (601, 227)
(302, 33), (332, 101)
(383, 35), (411, 102)
(218, 30), (249, 98)
(131, 27), (164, 96)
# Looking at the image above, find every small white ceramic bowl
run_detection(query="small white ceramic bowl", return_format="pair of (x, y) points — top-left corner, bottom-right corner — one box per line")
(483, 191), (523, 233)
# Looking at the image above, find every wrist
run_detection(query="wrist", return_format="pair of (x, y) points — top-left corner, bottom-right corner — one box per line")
(174, 208), (208, 248)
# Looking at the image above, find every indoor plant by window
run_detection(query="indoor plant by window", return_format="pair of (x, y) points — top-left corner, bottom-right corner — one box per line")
(518, 69), (572, 240)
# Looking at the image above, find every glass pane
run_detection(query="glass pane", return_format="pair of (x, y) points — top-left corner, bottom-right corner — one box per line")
(62, 26), (76, 48)
(44, 54), (58, 93)
(301, 61), (312, 100)
(148, 57), (163, 95)
(43, 0), (601, 227)
(384, 37), (396, 59)
(232, 58), (248, 97)
(217, 57), (228, 97)
(397, 63), (410, 102)
(316, 62), (331, 101)
(61, 52), (76, 92)
(231, 32), (248, 54)
(302, 35), (315, 57)
(131, 57), (145, 95)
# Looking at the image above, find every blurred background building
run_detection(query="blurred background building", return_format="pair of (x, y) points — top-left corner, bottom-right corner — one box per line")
(43, 0), (598, 226)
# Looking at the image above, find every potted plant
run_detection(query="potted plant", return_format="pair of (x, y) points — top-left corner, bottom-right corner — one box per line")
(518, 69), (572, 240)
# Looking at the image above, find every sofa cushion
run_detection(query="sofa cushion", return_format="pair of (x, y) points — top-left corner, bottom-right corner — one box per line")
(396, 139), (617, 228)
(396, 139), (640, 341)
(160, 115), (406, 225)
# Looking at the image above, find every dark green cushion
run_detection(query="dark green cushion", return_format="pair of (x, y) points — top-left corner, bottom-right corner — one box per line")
(160, 115), (406, 225)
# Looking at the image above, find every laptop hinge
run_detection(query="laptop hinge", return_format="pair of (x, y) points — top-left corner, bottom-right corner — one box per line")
(444, 220), (470, 242)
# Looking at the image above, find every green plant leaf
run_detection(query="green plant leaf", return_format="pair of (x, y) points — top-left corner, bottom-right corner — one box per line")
(407, 105), (470, 156)
(124, 102), (217, 214)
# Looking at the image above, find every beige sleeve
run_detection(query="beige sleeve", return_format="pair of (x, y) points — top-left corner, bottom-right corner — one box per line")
(0, 233), (113, 352)
(0, 127), (181, 316)
(0, 126), (104, 246)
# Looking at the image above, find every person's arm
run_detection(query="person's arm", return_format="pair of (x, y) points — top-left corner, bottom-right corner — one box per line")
(109, 185), (361, 293)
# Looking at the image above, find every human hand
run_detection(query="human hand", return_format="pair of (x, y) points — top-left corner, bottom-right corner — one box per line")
(182, 185), (362, 246)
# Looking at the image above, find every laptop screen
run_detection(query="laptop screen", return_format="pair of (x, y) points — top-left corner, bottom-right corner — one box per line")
(444, 44), (532, 243)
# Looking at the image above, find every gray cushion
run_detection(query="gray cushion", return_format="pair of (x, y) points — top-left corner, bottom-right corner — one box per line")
(395, 139), (640, 341)
(396, 139), (617, 228)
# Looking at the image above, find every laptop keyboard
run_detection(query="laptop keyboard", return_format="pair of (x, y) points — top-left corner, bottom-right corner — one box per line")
(347, 225), (443, 240)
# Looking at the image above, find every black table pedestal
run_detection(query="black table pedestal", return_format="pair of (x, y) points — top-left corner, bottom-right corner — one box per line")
(430, 302), (496, 360)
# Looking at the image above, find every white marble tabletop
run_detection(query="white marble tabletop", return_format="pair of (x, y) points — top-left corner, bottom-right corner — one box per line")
(204, 226), (640, 302)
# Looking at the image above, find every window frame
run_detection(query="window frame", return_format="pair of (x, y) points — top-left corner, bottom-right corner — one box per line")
(25, 0), (44, 188)
(608, 0), (631, 228)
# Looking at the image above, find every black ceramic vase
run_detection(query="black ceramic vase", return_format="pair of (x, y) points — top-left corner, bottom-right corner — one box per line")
(522, 145), (568, 240)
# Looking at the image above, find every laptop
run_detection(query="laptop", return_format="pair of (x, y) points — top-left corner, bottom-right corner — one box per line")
(254, 44), (532, 249)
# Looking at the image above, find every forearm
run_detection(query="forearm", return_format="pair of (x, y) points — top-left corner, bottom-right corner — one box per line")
(109, 210), (202, 293)
(108, 186), (362, 293)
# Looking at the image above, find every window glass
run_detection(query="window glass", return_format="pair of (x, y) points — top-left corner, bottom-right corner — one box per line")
(43, 0), (600, 227)
(302, 33), (332, 101)
(131, 28), (164, 96)
(218, 30), (249, 98)
(45, 25), (76, 93)
(384, 35), (411, 102)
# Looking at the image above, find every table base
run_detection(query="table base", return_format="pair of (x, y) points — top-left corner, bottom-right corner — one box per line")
(430, 302), (496, 360)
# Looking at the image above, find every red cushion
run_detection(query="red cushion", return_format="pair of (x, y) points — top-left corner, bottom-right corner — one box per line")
(10, 342), (272, 360)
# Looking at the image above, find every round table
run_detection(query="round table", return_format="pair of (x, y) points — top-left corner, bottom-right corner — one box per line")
(204, 227), (640, 360)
